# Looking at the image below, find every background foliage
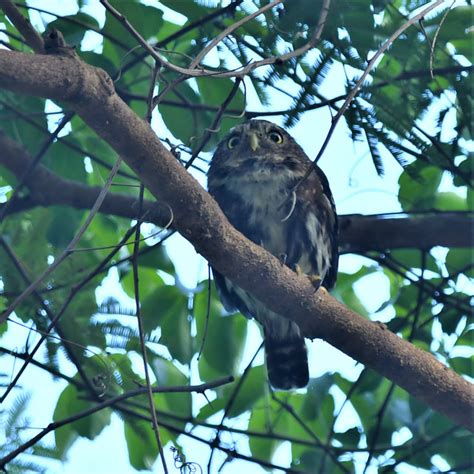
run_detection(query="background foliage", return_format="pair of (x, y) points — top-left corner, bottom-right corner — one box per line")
(0, 0), (472, 473)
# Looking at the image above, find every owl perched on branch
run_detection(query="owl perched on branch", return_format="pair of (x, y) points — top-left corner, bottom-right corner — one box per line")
(208, 120), (338, 390)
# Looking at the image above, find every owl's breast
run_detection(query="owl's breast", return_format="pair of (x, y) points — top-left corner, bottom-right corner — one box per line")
(218, 170), (294, 257)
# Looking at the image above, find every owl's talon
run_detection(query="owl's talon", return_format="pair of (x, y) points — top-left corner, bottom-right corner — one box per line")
(295, 264), (304, 276)
(279, 253), (288, 266)
(294, 265), (322, 290)
(308, 274), (322, 291)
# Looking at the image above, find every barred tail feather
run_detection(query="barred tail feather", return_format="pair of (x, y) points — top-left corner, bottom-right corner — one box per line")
(265, 334), (309, 390)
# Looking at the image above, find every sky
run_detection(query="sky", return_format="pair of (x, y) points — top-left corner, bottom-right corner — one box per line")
(0, 1), (466, 473)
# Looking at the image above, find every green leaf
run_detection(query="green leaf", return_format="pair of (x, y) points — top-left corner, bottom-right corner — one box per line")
(46, 206), (83, 248)
(198, 365), (266, 420)
(159, 0), (215, 20)
(439, 308), (463, 334)
(196, 77), (245, 149)
(109, 1), (163, 41)
(122, 267), (165, 301)
(137, 245), (175, 275)
(390, 249), (439, 273)
(53, 383), (111, 458)
(398, 165), (442, 211)
(124, 419), (159, 470)
(158, 81), (205, 147)
(331, 267), (376, 316)
(334, 427), (361, 446)
(46, 13), (100, 47)
(195, 284), (247, 380)
(150, 357), (192, 423)
(450, 356), (473, 376)
(434, 192), (467, 211)
(248, 403), (283, 462)
(141, 285), (191, 363)
(301, 374), (334, 421)
(445, 248), (474, 278)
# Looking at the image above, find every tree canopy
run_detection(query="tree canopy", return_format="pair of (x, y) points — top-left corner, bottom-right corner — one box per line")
(0, 1), (472, 473)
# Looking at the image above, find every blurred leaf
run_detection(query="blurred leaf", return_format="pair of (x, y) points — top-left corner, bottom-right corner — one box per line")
(46, 206), (83, 248)
(434, 192), (467, 211)
(124, 419), (159, 470)
(158, 81), (206, 147)
(195, 283), (247, 380)
(198, 365), (266, 420)
(450, 356), (473, 376)
(332, 267), (376, 316)
(445, 248), (474, 278)
(390, 249), (439, 272)
(54, 383), (111, 458)
(141, 285), (191, 363)
(196, 77), (245, 149)
(151, 357), (192, 425)
(398, 165), (442, 211)
(122, 267), (165, 300)
(248, 403), (283, 462)
(47, 13), (99, 47)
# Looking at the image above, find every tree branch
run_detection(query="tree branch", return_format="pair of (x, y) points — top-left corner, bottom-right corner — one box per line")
(0, 130), (471, 252)
(0, 49), (472, 430)
(0, 0), (44, 53)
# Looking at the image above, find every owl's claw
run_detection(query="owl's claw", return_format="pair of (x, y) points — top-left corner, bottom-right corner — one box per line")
(295, 264), (322, 292)
(279, 253), (288, 266)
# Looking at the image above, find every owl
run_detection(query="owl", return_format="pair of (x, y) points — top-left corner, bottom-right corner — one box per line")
(208, 119), (338, 390)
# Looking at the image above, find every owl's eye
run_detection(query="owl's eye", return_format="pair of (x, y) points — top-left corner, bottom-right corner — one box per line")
(227, 135), (241, 149)
(268, 131), (283, 144)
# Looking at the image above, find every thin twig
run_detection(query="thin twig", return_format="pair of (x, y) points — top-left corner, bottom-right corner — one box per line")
(188, 0), (283, 69)
(0, 376), (234, 470)
(291, 0), (445, 194)
(0, 0), (44, 53)
(100, 0), (330, 79)
(131, 62), (169, 473)
(0, 157), (122, 324)
(207, 342), (263, 473)
(185, 77), (243, 169)
(197, 266), (212, 360)
(0, 111), (74, 224)
(0, 222), (139, 403)
(429, 2), (455, 79)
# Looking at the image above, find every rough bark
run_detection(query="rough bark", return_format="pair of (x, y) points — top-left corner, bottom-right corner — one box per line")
(0, 49), (472, 430)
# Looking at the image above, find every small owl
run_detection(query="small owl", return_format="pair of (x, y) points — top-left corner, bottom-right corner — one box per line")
(208, 119), (338, 389)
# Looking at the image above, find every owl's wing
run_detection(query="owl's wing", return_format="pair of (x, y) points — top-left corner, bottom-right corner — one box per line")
(315, 166), (339, 289)
(285, 165), (339, 290)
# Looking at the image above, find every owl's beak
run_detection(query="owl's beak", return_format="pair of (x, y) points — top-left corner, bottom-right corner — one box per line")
(248, 132), (259, 151)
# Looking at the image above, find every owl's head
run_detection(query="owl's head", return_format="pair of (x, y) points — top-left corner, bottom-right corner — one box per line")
(211, 120), (304, 164)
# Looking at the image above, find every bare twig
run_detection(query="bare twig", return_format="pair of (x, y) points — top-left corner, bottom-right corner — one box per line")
(292, 0), (445, 193)
(429, 2), (455, 79)
(0, 0), (44, 53)
(0, 376), (234, 469)
(130, 60), (169, 473)
(188, 0), (284, 69)
(207, 343), (263, 473)
(0, 157), (122, 324)
(0, 222), (139, 403)
(0, 111), (74, 224)
(99, 0), (329, 79)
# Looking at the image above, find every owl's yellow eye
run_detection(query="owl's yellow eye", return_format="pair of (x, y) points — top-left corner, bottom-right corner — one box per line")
(227, 135), (241, 149)
(268, 131), (283, 144)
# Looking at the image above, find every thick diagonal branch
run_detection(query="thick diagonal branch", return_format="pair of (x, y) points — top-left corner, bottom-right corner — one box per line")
(0, 50), (472, 430)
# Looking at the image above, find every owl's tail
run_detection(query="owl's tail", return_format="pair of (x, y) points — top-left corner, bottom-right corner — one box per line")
(264, 327), (309, 390)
